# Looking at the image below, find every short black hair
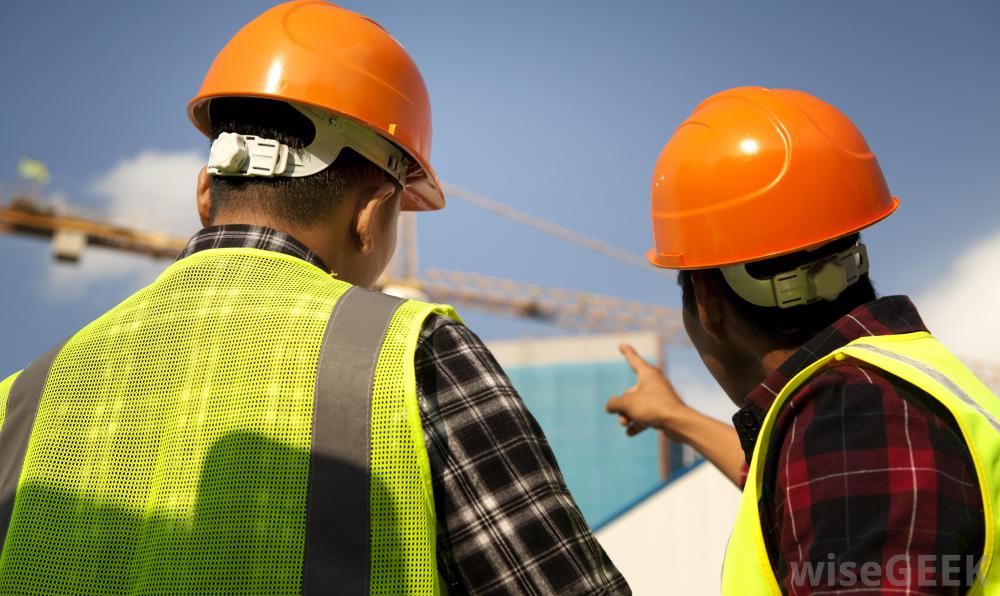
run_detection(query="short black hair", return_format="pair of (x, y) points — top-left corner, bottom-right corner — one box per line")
(678, 233), (876, 348)
(207, 97), (392, 226)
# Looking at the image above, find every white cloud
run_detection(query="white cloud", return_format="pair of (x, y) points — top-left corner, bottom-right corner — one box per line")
(44, 149), (203, 299)
(89, 149), (203, 236)
(918, 228), (1000, 360)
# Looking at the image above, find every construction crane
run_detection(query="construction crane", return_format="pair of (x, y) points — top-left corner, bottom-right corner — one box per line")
(0, 195), (687, 342)
(2, 192), (998, 390)
(0, 197), (186, 260)
(5, 188), (1000, 482)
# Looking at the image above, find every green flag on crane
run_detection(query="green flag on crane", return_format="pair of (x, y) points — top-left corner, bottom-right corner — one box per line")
(18, 158), (50, 185)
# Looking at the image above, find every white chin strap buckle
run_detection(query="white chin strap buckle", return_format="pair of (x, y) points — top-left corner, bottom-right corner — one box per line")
(205, 102), (410, 185)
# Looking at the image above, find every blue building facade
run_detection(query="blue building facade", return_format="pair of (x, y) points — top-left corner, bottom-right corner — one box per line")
(489, 333), (701, 527)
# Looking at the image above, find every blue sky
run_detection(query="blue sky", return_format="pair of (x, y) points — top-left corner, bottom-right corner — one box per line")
(1, 0), (998, 412)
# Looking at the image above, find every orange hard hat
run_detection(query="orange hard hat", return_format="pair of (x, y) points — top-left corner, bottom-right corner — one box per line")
(188, 0), (444, 211)
(647, 87), (898, 269)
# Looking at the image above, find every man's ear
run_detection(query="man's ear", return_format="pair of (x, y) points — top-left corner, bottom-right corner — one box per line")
(196, 167), (213, 227)
(691, 270), (728, 341)
(352, 182), (398, 254)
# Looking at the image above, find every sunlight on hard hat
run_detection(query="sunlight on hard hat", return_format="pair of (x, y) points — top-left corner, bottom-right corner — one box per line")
(265, 59), (285, 94)
(739, 138), (760, 155)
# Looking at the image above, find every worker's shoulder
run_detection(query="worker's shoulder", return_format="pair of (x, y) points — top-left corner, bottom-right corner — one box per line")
(414, 313), (512, 380)
(786, 358), (961, 439)
(799, 357), (928, 397)
(1, 369), (23, 396)
(418, 311), (464, 332)
(416, 312), (483, 352)
(798, 359), (890, 391)
(1, 369), (25, 425)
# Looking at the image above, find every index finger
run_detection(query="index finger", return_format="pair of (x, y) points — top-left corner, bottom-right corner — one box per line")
(619, 343), (652, 374)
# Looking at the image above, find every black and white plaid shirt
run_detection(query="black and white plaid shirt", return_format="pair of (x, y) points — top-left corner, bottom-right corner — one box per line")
(178, 226), (629, 595)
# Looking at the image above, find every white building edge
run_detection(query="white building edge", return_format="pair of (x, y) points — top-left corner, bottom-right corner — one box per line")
(595, 463), (741, 595)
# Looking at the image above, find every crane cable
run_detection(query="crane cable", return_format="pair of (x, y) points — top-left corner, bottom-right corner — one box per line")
(441, 182), (673, 279)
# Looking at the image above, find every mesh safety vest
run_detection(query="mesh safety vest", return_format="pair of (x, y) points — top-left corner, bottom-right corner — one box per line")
(722, 332), (1000, 595)
(0, 248), (459, 594)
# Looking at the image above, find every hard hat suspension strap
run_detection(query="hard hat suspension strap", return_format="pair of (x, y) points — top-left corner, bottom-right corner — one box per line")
(206, 102), (410, 186)
(720, 243), (869, 309)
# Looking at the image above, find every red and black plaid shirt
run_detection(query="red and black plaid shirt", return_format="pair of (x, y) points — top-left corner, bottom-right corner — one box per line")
(733, 296), (985, 594)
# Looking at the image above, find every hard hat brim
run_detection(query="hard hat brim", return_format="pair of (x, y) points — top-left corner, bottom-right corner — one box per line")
(646, 195), (899, 270)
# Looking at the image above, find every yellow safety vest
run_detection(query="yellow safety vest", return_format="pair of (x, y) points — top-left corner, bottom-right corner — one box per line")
(722, 332), (1000, 595)
(0, 247), (458, 595)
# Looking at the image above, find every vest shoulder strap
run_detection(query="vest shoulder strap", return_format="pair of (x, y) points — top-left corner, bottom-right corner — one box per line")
(0, 340), (66, 553)
(842, 333), (1000, 434)
(303, 286), (405, 595)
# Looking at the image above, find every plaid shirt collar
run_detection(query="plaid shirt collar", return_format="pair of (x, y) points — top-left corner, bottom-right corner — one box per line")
(176, 225), (330, 273)
(732, 295), (928, 462)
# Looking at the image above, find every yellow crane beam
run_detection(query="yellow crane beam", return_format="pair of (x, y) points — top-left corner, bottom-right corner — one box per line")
(2, 195), (998, 391)
(0, 196), (686, 339)
(417, 268), (688, 345)
(0, 198), (185, 260)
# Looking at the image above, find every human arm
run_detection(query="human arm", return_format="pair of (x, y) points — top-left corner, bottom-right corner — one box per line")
(414, 316), (630, 595)
(604, 344), (744, 486)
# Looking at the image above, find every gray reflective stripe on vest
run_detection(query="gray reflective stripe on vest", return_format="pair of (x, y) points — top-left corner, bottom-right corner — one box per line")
(0, 341), (66, 553)
(302, 287), (405, 595)
(851, 342), (1000, 434)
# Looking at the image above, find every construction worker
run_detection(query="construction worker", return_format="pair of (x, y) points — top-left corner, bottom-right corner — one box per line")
(0, 2), (627, 593)
(606, 87), (998, 594)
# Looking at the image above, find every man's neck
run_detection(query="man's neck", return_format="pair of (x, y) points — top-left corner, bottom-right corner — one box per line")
(760, 347), (797, 378)
(211, 214), (345, 277)
(724, 346), (797, 407)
